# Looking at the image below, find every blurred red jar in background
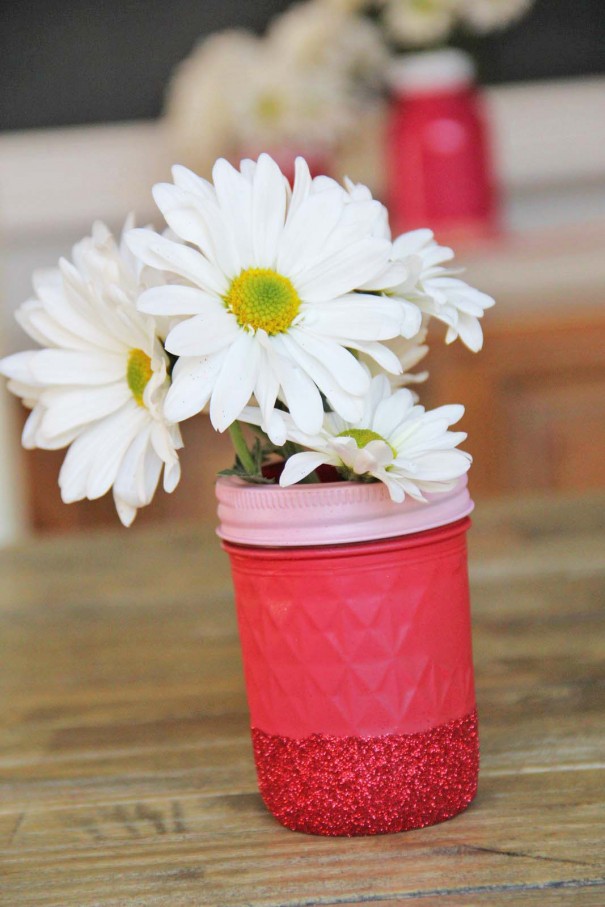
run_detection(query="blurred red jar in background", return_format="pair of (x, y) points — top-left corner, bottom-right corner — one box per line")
(386, 49), (499, 244)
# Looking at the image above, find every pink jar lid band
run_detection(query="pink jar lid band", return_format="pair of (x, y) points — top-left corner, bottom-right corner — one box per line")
(216, 476), (474, 548)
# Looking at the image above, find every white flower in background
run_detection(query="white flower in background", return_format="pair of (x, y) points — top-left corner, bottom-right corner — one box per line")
(268, 1), (388, 95)
(232, 54), (352, 155)
(267, 1), (359, 70)
(241, 374), (471, 501)
(322, 0), (372, 11)
(128, 154), (417, 445)
(0, 223), (182, 526)
(459, 0), (535, 33)
(268, 9), (388, 199)
(164, 3), (388, 174)
(385, 229), (495, 351)
(229, 3), (388, 156)
(164, 30), (262, 175)
(380, 0), (459, 47)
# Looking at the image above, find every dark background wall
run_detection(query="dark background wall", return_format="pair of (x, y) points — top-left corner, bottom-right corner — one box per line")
(2, 0), (604, 133)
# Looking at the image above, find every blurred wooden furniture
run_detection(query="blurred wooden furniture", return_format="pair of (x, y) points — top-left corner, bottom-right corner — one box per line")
(424, 302), (605, 497)
(1, 490), (604, 905)
(422, 221), (605, 498)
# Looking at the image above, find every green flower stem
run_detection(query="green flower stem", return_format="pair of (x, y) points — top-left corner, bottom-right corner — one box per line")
(228, 421), (257, 475)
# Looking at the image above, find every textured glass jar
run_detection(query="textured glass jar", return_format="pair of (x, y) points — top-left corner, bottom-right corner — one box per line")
(217, 476), (479, 836)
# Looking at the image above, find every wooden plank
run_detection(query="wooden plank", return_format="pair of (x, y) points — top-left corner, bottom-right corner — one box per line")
(0, 493), (604, 905)
(1, 767), (604, 906)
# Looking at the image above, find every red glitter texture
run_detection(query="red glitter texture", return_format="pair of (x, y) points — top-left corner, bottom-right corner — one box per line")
(252, 708), (479, 836)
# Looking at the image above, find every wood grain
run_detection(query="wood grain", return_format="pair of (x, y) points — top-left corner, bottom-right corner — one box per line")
(422, 303), (605, 498)
(1, 492), (604, 905)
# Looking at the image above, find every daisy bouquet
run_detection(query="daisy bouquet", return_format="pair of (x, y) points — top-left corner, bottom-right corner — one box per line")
(326, 0), (537, 48)
(0, 154), (494, 526)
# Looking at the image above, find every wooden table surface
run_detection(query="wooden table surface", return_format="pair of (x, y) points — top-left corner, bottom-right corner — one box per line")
(1, 492), (604, 906)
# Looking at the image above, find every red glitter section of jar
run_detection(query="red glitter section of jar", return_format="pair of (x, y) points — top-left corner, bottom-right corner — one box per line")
(252, 708), (478, 836)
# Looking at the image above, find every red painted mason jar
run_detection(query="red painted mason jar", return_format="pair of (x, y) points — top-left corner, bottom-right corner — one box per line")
(386, 48), (499, 242)
(217, 476), (479, 836)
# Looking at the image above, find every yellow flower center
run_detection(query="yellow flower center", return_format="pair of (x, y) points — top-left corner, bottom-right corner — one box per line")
(256, 92), (284, 124)
(225, 268), (301, 335)
(337, 428), (397, 457)
(127, 348), (153, 406)
(412, 0), (439, 12)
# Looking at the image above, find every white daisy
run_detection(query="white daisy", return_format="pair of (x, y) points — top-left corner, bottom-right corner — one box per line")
(380, 0), (459, 47)
(459, 0), (535, 33)
(0, 222), (182, 526)
(164, 30), (262, 177)
(267, 1), (388, 95)
(384, 229), (495, 352)
(232, 54), (352, 155)
(164, 8), (387, 179)
(128, 154), (415, 445)
(240, 374), (471, 502)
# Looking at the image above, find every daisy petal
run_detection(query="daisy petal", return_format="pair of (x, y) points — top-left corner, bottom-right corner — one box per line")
(114, 497), (137, 527)
(137, 285), (216, 317)
(451, 312), (484, 352)
(277, 187), (345, 277)
(21, 306), (97, 352)
(253, 347), (280, 433)
(280, 451), (330, 486)
(155, 179), (240, 278)
(59, 403), (146, 502)
(392, 229), (435, 258)
(295, 238), (392, 302)
(39, 383), (131, 439)
(286, 157), (312, 223)
(278, 335), (366, 424)
(30, 350), (125, 385)
(114, 426), (163, 508)
(306, 295), (403, 340)
(345, 340), (403, 375)
(358, 259), (410, 291)
(21, 408), (44, 449)
(126, 229), (228, 295)
(287, 328), (370, 394)
(380, 472), (408, 503)
(165, 309), (239, 357)
(212, 158), (254, 270)
(252, 153), (287, 268)
(85, 408), (148, 500)
(265, 408), (288, 446)
(270, 339), (325, 435)
(152, 183), (213, 252)
(209, 330), (261, 431)
(372, 388), (415, 439)
(164, 351), (227, 422)
(0, 351), (38, 384)
(408, 449), (471, 480)
(171, 165), (215, 200)
(163, 458), (182, 493)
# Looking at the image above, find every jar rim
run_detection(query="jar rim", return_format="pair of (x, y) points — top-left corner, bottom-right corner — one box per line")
(216, 475), (474, 548)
